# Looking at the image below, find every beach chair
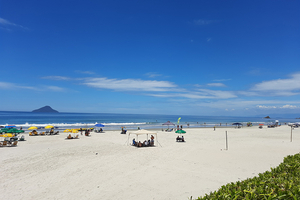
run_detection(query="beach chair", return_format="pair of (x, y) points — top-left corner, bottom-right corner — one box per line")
(40, 132), (45, 136)
(2, 141), (8, 147)
(19, 135), (25, 141)
(29, 132), (34, 136)
(9, 141), (18, 147)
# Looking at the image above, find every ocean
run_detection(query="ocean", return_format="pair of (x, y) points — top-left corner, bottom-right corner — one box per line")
(0, 111), (298, 131)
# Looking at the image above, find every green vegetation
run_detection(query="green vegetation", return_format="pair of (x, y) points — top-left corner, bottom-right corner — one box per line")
(196, 153), (300, 200)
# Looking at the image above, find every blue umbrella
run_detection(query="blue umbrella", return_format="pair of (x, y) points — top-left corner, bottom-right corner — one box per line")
(95, 123), (105, 127)
(5, 125), (16, 128)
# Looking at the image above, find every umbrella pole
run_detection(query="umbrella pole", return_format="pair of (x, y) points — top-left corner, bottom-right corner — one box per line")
(291, 126), (293, 142)
(225, 131), (228, 150)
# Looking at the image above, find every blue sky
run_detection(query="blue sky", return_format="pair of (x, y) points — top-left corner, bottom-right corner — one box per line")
(1, 0), (300, 116)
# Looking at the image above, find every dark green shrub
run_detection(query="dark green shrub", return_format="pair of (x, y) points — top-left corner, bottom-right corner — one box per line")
(196, 153), (300, 200)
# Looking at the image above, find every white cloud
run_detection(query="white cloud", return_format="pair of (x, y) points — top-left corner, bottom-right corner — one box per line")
(47, 86), (65, 92)
(193, 19), (218, 25)
(0, 17), (28, 30)
(207, 83), (226, 87)
(145, 72), (162, 78)
(280, 104), (298, 109)
(83, 78), (177, 92)
(75, 70), (95, 75)
(256, 104), (299, 109)
(256, 105), (277, 109)
(250, 73), (300, 96)
(0, 82), (38, 90)
(0, 82), (15, 89)
(42, 76), (70, 81)
(0, 18), (14, 25)
(213, 79), (231, 82)
(0, 81), (65, 92)
(197, 89), (236, 99)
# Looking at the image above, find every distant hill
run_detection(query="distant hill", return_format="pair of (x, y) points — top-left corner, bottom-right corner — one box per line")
(32, 106), (59, 113)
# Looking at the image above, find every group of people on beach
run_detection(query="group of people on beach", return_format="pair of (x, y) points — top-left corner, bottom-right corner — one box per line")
(30, 129), (59, 136)
(132, 135), (155, 147)
(176, 136), (185, 142)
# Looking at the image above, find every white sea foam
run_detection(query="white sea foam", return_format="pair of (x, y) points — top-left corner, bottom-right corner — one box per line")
(1, 122), (148, 127)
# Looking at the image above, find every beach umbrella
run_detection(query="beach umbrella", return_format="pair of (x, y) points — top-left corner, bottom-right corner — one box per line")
(28, 126), (38, 130)
(0, 133), (15, 137)
(232, 123), (242, 126)
(162, 121), (175, 129)
(5, 128), (23, 133)
(64, 129), (72, 132)
(162, 121), (175, 126)
(232, 123), (242, 128)
(0, 128), (9, 133)
(95, 123), (105, 127)
(175, 130), (186, 134)
(5, 125), (16, 128)
(45, 125), (54, 129)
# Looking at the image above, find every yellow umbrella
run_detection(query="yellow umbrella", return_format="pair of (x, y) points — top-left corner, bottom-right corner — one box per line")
(0, 133), (15, 137)
(72, 129), (78, 133)
(64, 129), (72, 132)
(45, 125), (54, 129)
(28, 126), (38, 130)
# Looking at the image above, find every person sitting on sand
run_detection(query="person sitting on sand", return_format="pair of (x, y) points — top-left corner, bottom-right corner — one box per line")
(150, 139), (154, 146)
(138, 141), (142, 147)
(132, 138), (136, 146)
(181, 136), (184, 142)
(176, 136), (180, 141)
(50, 129), (54, 135)
(100, 128), (103, 132)
(144, 140), (148, 146)
(67, 134), (73, 139)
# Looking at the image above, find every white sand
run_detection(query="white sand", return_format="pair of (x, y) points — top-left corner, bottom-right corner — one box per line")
(1, 125), (300, 200)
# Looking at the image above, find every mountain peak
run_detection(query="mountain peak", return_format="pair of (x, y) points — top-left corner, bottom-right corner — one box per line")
(32, 106), (59, 113)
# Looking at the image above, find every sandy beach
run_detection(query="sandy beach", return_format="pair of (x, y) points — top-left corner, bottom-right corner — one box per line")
(1, 125), (300, 200)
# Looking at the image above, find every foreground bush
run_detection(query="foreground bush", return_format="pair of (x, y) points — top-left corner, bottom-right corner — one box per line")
(196, 153), (300, 200)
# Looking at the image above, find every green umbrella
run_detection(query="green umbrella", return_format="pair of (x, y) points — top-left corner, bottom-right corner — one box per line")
(175, 130), (186, 134)
(6, 128), (24, 133)
(0, 128), (9, 133)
